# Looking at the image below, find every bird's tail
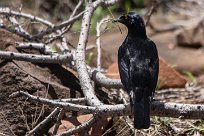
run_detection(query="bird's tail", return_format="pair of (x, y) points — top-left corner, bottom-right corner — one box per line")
(134, 95), (150, 129)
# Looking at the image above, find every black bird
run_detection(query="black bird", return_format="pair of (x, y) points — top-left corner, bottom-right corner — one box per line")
(115, 12), (159, 129)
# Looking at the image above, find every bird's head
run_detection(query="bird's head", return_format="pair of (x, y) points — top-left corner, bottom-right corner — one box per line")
(114, 12), (146, 37)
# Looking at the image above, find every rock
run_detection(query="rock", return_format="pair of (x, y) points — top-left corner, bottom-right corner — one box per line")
(49, 114), (111, 136)
(106, 63), (120, 79)
(176, 20), (204, 48)
(106, 57), (187, 89)
(158, 57), (187, 89)
(153, 32), (204, 75)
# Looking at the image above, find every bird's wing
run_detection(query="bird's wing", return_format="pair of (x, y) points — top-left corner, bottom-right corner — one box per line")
(128, 39), (159, 98)
(118, 45), (130, 92)
(149, 40), (159, 96)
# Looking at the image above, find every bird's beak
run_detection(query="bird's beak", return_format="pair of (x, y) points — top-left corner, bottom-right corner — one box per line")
(112, 18), (123, 23)
(112, 19), (119, 23)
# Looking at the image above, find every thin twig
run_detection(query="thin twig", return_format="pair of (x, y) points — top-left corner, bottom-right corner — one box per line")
(26, 107), (60, 136)
(47, 0), (84, 52)
(55, 97), (86, 104)
(52, 109), (65, 135)
(56, 114), (99, 136)
(32, 12), (84, 39)
(96, 16), (111, 71)
(8, 16), (31, 36)
(0, 7), (54, 26)
(0, 23), (32, 40)
(0, 7), (73, 53)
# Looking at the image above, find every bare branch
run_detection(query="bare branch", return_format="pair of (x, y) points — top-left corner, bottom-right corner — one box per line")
(151, 101), (204, 119)
(90, 69), (123, 88)
(56, 114), (99, 136)
(10, 91), (204, 120)
(0, 7), (73, 53)
(47, 0), (84, 52)
(96, 16), (111, 70)
(8, 16), (31, 36)
(0, 50), (72, 64)
(32, 12), (84, 39)
(16, 42), (54, 55)
(10, 91), (97, 113)
(0, 7), (54, 27)
(54, 97), (86, 104)
(75, 2), (102, 106)
(75, 0), (119, 106)
(0, 23), (32, 40)
(53, 109), (65, 135)
(26, 107), (60, 136)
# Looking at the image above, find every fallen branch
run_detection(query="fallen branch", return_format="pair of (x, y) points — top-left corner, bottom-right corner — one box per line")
(0, 50), (72, 64)
(54, 97), (86, 104)
(151, 101), (204, 119)
(16, 42), (54, 55)
(10, 91), (204, 119)
(56, 114), (99, 136)
(0, 23), (32, 40)
(26, 107), (60, 136)
(53, 109), (65, 135)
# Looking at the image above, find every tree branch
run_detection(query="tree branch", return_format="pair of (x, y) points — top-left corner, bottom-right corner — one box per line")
(75, 1), (102, 106)
(16, 42), (54, 55)
(96, 16), (111, 70)
(75, 0), (119, 106)
(0, 23), (32, 40)
(56, 114), (99, 136)
(26, 107), (60, 136)
(52, 109), (65, 135)
(0, 7), (54, 27)
(10, 91), (204, 120)
(90, 69), (122, 88)
(0, 50), (72, 64)
(31, 12), (84, 39)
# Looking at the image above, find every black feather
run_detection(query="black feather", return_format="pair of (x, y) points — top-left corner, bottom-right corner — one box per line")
(117, 12), (159, 129)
